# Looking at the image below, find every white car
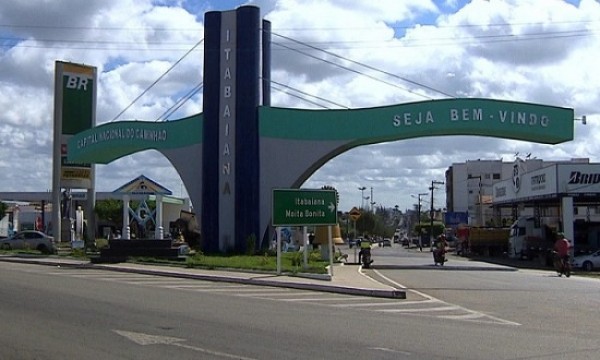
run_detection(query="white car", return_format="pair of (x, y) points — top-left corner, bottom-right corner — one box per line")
(571, 250), (600, 271)
(0, 230), (56, 254)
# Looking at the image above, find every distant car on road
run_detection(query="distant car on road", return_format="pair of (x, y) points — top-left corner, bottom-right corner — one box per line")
(401, 237), (410, 247)
(350, 237), (363, 248)
(382, 238), (392, 247)
(0, 230), (56, 254)
(571, 250), (600, 271)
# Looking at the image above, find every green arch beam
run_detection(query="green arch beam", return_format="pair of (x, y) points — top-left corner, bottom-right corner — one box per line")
(259, 98), (574, 145)
(68, 114), (202, 164)
(67, 98), (573, 164)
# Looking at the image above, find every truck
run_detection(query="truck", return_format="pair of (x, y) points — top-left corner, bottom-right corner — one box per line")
(466, 227), (510, 256)
(0, 214), (15, 238)
(508, 216), (555, 261)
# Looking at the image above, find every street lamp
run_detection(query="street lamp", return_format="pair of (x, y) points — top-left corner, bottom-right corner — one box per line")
(358, 186), (366, 209)
(430, 180), (445, 244)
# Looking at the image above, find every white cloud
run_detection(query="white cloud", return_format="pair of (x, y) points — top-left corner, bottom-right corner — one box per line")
(0, 0), (597, 216)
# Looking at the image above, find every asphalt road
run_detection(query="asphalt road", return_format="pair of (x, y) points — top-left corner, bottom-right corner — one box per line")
(1, 253), (599, 359)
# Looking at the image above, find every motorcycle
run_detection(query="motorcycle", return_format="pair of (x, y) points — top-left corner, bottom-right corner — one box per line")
(433, 248), (446, 266)
(360, 248), (373, 268)
(553, 251), (571, 277)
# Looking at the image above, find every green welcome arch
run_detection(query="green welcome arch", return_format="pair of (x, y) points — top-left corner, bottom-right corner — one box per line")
(68, 97), (574, 250)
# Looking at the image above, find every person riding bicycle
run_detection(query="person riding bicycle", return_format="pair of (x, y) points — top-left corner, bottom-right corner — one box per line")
(553, 232), (571, 268)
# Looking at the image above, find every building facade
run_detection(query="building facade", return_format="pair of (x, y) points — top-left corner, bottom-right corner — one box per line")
(446, 158), (600, 252)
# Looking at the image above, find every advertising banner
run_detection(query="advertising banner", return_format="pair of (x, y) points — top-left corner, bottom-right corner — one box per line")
(54, 61), (96, 189)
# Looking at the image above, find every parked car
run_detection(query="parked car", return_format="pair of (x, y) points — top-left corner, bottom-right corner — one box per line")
(382, 238), (392, 247)
(0, 230), (56, 254)
(571, 250), (600, 271)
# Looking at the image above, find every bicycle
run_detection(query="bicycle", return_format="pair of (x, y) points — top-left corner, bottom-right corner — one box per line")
(552, 251), (571, 278)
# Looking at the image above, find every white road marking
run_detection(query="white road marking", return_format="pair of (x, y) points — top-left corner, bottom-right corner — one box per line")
(275, 296), (373, 302)
(369, 347), (412, 356)
(378, 305), (459, 313)
(373, 269), (522, 326)
(114, 330), (257, 360)
(332, 299), (437, 308)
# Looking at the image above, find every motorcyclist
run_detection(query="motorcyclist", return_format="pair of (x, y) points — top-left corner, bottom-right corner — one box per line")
(433, 234), (448, 265)
(358, 237), (372, 265)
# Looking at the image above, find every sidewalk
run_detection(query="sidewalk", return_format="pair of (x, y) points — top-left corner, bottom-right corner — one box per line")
(0, 255), (405, 299)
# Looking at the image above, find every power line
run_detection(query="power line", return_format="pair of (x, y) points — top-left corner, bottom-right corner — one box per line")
(2, 18), (597, 33)
(269, 79), (350, 109)
(0, 36), (199, 46)
(270, 28), (598, 50)
(271, 31), (454, 98)
(111, 39), (204, 121)
(1, 24), (596, 52)
(271, 84), (331, 109)
(0, 23), (201, 32)
(272, 40), (433, 100)
(155, 83), (203, 121)
(273, 30), (454, 98)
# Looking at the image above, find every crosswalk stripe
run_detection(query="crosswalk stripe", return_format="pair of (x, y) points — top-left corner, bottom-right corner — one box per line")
(378, 305), (459, 313)
(332, 299), (435, 308)
(161, 284), (243, 289)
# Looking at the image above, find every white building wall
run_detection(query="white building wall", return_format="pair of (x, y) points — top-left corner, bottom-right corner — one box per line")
(448, 158), (562, 226)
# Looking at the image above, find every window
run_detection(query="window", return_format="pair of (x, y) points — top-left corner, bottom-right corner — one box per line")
(493, 173), (501, 180)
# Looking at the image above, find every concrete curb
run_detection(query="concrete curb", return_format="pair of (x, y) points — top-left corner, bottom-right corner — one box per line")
(0, 256), (89, 268)
(91, 264), (406, 299)
(0, 256), (406, 299)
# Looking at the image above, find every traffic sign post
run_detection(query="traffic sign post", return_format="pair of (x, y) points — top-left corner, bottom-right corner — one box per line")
(272, 189), (338, 226)
(348, 206), (361, 222)
(348, 206), (361, 262)
(272, 189), (338, 275)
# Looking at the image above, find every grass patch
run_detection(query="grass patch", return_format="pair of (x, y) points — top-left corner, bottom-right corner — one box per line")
(133, 250), (329, 274)
(0, 249), (41, 256)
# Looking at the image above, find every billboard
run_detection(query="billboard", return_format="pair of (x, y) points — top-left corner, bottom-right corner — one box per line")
(54, 61), (97, 189)
(493, 163), (600, 203)
(445, 212), (468, 226)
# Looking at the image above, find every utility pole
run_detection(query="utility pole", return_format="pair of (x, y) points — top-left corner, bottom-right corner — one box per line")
(413, 193), (428, 251)
(430, 180), (445, 245)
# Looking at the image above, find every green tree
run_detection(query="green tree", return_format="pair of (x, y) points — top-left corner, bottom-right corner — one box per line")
(94, 199), (123, 225)
(356, 210), (376, 237)
(320, 185), (339, 206)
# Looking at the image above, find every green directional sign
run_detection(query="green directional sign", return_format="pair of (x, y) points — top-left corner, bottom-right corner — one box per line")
(272, 189), (338, 226)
